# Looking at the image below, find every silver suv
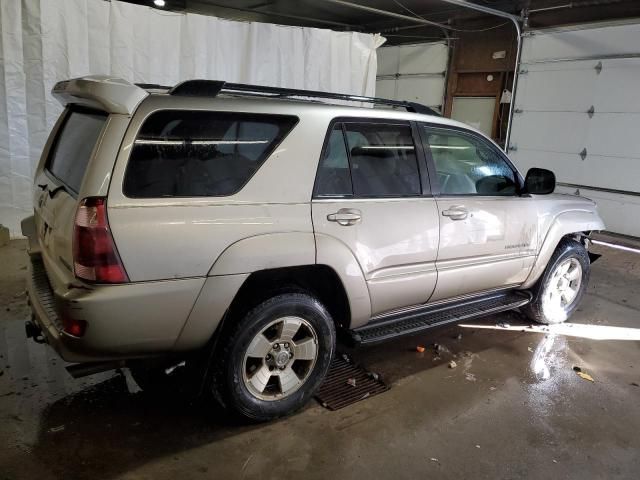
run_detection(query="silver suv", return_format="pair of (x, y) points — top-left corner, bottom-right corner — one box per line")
(22, 76), (604, 420)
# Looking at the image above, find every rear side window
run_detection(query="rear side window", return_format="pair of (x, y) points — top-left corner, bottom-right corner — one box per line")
(124, 111), (298, 197)
(314, 121), (421, 198)
(47, 109), (108, 194)
(315, 124), (353, 197)
(345, 123), (420, 197)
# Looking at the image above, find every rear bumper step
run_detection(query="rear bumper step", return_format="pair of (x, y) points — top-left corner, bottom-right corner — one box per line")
(66, 361), (126, 379)
(351, 290), (532, 345)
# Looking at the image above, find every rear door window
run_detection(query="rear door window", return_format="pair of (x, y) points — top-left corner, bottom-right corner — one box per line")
(46, 109), (108, 194)
(344, 122), (421, 197)
(314, 121), (421, 198)
(124, 111), (298, 197)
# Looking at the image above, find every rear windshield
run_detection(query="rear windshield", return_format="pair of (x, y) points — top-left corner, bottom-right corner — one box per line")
(47, 109), (108, 194)
(123, 111), (298, 198)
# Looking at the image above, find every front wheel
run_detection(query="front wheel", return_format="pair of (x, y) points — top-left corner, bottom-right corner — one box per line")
(523, 238), (590, 325)
(214, 293), (336, 421)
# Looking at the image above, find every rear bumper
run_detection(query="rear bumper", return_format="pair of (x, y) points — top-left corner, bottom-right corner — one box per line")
(26, 253), (205, 363)
(26, 255), (91, 362)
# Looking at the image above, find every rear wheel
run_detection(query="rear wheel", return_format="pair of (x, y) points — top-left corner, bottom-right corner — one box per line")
(523, 238), (590, 324)
(214, 292), (335, 421)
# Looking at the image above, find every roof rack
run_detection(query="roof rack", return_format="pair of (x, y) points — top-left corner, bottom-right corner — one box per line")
(135, 83), (171, 90)
(167, 79), (440, 116)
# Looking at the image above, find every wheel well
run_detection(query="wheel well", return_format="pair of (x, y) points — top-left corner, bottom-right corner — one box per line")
(563, 231), (590, 247)
(226, 265), (351, 329)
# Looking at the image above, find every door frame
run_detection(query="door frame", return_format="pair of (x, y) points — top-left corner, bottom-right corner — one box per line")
(311, 116), (435, 201)
(310, 115), (442, 320)
(416, 122), (525, 197)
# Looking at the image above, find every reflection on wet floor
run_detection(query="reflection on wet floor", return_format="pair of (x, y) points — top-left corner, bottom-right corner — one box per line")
(531, 334), (560, 381)
(460, 322), (640, 341)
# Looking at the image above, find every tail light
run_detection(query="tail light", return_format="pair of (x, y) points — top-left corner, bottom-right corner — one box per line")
(73, 197), (129, 284)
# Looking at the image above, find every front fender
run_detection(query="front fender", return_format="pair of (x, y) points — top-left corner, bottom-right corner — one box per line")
(521, 209), (605, 288)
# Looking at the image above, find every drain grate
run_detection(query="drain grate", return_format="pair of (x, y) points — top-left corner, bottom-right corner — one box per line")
(315, 355), (388, 410)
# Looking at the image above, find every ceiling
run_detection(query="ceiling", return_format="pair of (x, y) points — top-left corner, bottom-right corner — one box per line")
(122, 0), (640, 44)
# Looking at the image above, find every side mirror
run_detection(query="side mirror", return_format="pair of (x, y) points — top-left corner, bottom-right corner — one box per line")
(524, 168), (555, 195)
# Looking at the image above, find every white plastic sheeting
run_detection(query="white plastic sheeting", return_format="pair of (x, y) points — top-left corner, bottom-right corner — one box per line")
(0, 0), (384, 236)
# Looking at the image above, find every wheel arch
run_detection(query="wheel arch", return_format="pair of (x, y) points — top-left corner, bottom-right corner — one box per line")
(522, 209), (604, 289)
(213, 231), (374, 330)
(208, 232), (316, 276)
(175, 232), (372, 351)
(174, 264), (351, 352)
(224, 264), (352, 331)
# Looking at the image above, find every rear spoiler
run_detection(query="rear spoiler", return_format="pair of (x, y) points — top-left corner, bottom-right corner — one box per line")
(52, 76), (148, 115)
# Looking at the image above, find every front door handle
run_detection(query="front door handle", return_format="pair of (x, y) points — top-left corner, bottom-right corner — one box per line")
(442, 206), (468, 220)
(327, 208), (362, 226)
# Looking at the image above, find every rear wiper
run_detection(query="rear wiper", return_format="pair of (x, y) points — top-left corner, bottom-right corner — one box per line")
(48, 184), (68, 198)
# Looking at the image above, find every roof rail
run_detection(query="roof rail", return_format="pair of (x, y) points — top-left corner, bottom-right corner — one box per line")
(135, 83), (171, 90)
(168, 79), (440, 116)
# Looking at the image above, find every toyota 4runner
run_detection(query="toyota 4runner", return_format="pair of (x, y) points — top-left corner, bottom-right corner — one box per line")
(22, 76), (604, 420)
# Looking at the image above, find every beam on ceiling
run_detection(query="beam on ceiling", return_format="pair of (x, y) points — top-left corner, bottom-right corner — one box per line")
(191, 1), (357, 28)
(317, 0), (450, 38)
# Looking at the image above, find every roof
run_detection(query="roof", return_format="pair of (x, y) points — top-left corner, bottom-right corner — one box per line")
(51, 75), (486, 142)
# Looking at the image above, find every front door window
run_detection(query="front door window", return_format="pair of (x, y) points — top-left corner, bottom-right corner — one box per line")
(424, 128), (517, 196)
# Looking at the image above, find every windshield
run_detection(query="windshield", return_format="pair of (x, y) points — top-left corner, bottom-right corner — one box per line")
(46, 109), (108, 194)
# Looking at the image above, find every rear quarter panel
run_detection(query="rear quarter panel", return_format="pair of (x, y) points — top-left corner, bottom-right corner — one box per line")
(107, 97), (329, 282)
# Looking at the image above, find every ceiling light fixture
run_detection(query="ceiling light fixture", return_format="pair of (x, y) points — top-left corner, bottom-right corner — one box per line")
(153, 0), (166, 7)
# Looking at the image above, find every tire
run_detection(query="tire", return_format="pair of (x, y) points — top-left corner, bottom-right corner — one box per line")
(214, 292), (336, 422)
(523, 238), (590, 325)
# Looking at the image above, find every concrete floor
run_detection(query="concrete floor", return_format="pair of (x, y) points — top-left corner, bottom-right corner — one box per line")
(1, 239), (639, 480)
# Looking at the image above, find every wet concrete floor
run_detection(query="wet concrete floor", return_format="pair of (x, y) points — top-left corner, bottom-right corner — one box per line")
(1, 239), (639, 479)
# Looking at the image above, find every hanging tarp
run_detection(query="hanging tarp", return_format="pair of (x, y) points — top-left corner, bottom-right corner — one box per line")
(0, 0), (384, 236)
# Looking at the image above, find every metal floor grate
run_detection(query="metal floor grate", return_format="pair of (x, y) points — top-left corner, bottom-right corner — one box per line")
(315, 356), (388, 411)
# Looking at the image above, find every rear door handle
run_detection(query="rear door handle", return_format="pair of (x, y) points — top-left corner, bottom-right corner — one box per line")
(327, 208), (362, 226)
(442, 206), (468, 220)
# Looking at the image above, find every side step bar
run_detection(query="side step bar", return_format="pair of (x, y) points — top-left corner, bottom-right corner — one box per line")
(351, 290), (532, 345)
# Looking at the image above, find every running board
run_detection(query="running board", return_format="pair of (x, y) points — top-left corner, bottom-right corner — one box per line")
(351, 291), (532, 345)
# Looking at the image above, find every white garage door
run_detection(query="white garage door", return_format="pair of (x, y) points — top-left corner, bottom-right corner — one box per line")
(375, 42), (448, 112)
(509, 21), (640, 237)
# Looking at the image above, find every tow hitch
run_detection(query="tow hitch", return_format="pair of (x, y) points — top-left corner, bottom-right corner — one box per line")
(25, 319), (46, 344)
